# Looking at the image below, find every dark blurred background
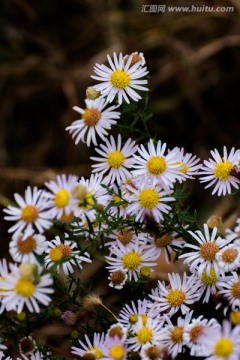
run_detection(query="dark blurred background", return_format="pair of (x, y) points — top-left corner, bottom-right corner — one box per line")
(0, 0), (240, 228)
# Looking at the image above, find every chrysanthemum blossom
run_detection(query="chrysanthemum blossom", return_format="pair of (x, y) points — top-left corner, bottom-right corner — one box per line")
(217, 272), (240, 314)
(149, 272), (201, 317)
(9, 228), (47, 264)
(199, 146), (240, 196)
(44, 235), (91, 275)
(66, 97), (120, 147)
(71, 332), (106, 358)
(184, 315), (220, 357)
(180, 224), (230, 277)
(43, 174), (78, 221)
(106, 239), (158, 282)
(132, 139), (184, 189)
(126, 317), (164, 351)
(91, 52), (149, 104)
(118, 299), (154, 329)
(126, 177), (175, 223)
(202, 320), (240, 360)
(216, 243), (240, 273)
(0, 263), (54, 313)
(173, 147), (202, 182)
(102, 335), (127, 360)
(160, 312), (192, 358)
(3, 186), (52, 236)
(91, 134), (138, 185)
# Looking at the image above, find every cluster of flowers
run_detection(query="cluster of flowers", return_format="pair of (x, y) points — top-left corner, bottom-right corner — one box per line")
(1, 52), (240, 359)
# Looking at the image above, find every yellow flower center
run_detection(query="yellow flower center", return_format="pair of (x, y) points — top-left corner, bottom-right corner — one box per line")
(137, 327), (153, 344)
(138, 189), (159, 209)
(49, 247), (63, 262)
(110, 70), (130, 89)
(78, 191), (94, 209)
(174, 161), (189, 173)
(214, 338), (233, 357)
(58, 243), (72, 257)
(82, 108), (101, 126)
(15, 278), (35, 298)
(201, 269), (217, 286)
(107, 151), (125, 168)
(147, 156), (166, 175)
(122, 251), (142, 270)
(230, 311), (240, 325)
(222, 248), (238, 263)
(231, 281), (240, 298)
(189, 325), (204, 342)
(129, 314), (138, 324)
(109, 346), (125, 360)
(117, 229), (133, 245)
(170, 326), (183, 343)
(166, 289), (186, 307)
(155, 234), (172, 248)
(19, 263), (34, 280)
(22, 205), (39, 223)
(200, 242), (219, 261)
(91, 346), (103, 359)
(17, 236), (36, 254)
(114, 195), (128, 208)
(108, 325), (125, 339)
(214, 161), (233, 181)
(54, 189), (70, 208)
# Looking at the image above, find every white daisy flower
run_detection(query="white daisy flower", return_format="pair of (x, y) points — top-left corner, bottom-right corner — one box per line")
(9, 228), (47, 264)
(126, 176), (175, 223)
(0, 263), (53, 313)
(160, 312), (192, 358)
(102, 335), (127, 360)
(199, 146), (240, 196)
(126, 317), (164, 351)
(118, 299), (154, 329)
(44, 235), (91, 276)
(71, 332), (106, 358)
(0, 259), (11, 314)
(107, 323), (127, 341)
(74, 173), (110, 223)
(179, 224), (230, 277)
(0, 343), (7, 359)
(173, 147), (202, 182)
(43, 174), (78, 221)
(216, 243), (240, 273)
(91, 134), (137, 186)
(66, 97), (120, 147)
(202, 320), (240, 360)
(105, 239), (158, 282)
(106, 229), (147, 251)
(91, 52), (149, 104)
(217, 272), (240, 314)
(108, 268), (128, 290)
(147, 230), (185, 264)
(184, 315), (220, 357)
(140, 343), (167, 360)
(149, 272), (201, 317)
(132, 139), (183, 189)
(194, 268), (221, 303)
(123, 51), (146, 67)
(3, 186), (52, 236)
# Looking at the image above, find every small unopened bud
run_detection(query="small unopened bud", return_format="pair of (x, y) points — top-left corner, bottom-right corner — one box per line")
(140, 266), (151, 278)
(17, 312), (26, 321)
(53, 307), (62, 317)
(61, 310), (77, 326)
(86, 87), (101, 100)
(207, 215), (224, 235)
(19, 263), (34, 281)
(71, 330), (79, 339)
(230, 311), (240, 325)
(95, 203), (104, 212)
(74, 185), (87, 200)
(108, 324), (126, 339)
